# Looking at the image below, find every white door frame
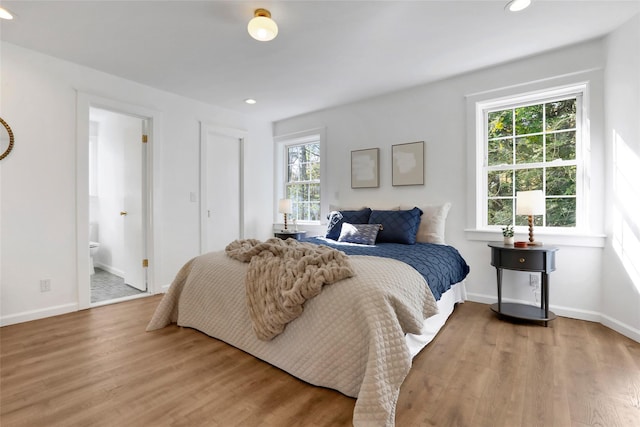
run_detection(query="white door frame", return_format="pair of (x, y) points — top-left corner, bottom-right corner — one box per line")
(199, 122), (246, 254)
(76, 92), (161, 309)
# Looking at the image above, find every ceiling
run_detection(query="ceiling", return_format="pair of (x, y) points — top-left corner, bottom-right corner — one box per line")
(1, 1), (638, 122)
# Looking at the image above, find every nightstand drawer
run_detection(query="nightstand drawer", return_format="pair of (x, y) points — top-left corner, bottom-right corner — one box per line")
(500, 250), (544, 271)
(274, 231), (306, 241)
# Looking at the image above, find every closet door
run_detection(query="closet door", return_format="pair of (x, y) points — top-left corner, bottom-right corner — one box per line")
(200, 124), (245, 253)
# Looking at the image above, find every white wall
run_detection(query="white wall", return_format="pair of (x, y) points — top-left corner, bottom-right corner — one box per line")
(273, 37), (640, 340)
(601, 14), (640, 339)
(0, 42), (274, 325)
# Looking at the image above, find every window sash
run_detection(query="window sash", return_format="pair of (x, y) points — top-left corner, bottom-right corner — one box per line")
(285, 140), (321, 223)
(479, 89), (584, 229)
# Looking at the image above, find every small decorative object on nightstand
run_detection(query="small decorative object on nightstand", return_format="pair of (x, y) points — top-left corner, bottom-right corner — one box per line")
(488, 242), (559, 326)
(502, 225), (514, 245)
(274, 231), (306, 241)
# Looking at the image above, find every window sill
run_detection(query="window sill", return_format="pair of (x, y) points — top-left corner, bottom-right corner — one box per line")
(464, 228), (606, 248)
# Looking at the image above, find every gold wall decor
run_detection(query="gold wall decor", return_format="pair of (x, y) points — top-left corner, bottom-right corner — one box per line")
(0, 117), (15, 160)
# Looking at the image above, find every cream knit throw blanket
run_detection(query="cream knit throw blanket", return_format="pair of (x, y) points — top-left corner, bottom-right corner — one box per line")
(225, 238), (354, 341)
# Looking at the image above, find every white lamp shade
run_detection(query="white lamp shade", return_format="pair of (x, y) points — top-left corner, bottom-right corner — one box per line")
(516, 190), (545, 215)
(278, 198), (293, 214)
(248, 16), (278, 41)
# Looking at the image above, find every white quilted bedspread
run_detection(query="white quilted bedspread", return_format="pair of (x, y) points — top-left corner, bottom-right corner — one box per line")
(147, 250), (438, 426)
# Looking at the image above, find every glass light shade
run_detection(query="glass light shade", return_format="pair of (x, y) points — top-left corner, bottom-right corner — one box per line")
(0, 7), (14, 20)
(516, 190), (545, 215)
(248, 15), (278, 41)
(278, 198), (293, 214)
(506, 0), (531, 12)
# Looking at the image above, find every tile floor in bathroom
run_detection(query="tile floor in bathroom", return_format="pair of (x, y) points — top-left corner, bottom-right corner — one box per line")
(91, 268), (145, 303)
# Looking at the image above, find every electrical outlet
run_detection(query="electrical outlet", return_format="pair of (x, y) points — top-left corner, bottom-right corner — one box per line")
(529, 274), (540, 288)
(40, 279), (51, 292)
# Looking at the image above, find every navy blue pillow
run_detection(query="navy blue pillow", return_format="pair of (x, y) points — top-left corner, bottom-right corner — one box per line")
(368, 207), (423, 244)
(326, 208), (372, 240)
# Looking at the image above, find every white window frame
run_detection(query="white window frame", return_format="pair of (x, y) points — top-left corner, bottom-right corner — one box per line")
(478, 85), (586, 230)
(274, 128), (327, 225)
(464, 76), (606, 248)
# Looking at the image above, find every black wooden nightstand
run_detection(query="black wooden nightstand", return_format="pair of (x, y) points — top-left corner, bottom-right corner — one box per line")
(274, 231), (306, 241)
(488, 242), (559, 326)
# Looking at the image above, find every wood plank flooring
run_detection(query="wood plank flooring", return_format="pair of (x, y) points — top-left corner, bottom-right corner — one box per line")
(1, 296), (639, 427)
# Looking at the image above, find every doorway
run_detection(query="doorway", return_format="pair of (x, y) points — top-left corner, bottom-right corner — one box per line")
(76, 94), (157, 310)
(89, 108), (148, 304)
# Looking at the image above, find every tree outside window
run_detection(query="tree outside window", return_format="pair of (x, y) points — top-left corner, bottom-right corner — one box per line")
(486, 96), (579, 228)
(286, 142), (321, 222)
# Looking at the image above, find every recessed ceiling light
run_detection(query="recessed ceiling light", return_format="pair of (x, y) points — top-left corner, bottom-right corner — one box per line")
(0, 7), (14, 20)
(505, 0), (531, 12)
(244, 98), (257, 105)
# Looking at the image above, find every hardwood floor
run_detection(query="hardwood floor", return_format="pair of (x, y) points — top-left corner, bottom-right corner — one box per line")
(1, 296), (639, 427)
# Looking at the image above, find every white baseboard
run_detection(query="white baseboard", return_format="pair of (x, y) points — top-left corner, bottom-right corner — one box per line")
(93, 262), (125, 278)
(160, 283), (171, 293)
(600, 315), (640, 343)
(466, 292), (639, 343)
(1, 303), (78, 327)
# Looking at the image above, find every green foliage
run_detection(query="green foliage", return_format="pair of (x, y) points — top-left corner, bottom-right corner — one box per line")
(488, 171), (513, 197)
(546, 99), (576, 131)
(287, 142), (321, 222)
(487, 199), (513, 226)
(546, 131), (576, 161)
(516, 135), (543, 164)
(488, 138), (513, 166)
(515, 168), (543, 192)
(486, 98), (578, 228)
(488, 110), (512, 139)
(546, 198), (576, 227)
(515, 104), (543, 134)
(546, 166), (576, 195)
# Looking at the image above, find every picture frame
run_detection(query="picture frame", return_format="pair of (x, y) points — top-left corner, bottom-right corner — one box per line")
(351, 148), (379, 188)
(392, 141), (424, 186)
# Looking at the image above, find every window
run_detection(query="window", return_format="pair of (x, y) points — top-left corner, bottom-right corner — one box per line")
(478, 85), (585, 229)
(284, 138), (321, 223)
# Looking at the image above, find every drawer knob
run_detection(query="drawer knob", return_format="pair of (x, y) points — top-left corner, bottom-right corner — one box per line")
(519, 257), (526, 263)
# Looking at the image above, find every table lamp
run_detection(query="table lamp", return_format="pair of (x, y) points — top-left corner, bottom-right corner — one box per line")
(278, 198), (293, 231)
(516, 190), (545, 246)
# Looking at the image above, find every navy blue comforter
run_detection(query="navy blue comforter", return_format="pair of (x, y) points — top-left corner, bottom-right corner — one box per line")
(302, 237), (470, 301)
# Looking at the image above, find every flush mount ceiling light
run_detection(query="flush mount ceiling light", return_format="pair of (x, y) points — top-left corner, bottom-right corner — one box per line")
(244, 98), (257, 105)
(248, 8), (278, 41)
(505, 0), (531, 12)
(0, 6), (14, 20)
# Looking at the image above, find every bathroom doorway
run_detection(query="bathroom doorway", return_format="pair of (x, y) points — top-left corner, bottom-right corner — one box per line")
(88, 107), (148, 304)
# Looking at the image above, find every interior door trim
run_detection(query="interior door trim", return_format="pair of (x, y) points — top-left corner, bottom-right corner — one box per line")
(76, 92), (161, 309)
(199, 122), (247, 254)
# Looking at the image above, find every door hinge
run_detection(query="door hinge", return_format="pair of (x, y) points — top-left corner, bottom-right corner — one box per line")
(142, 134), (148, 143)
(142, 259), (149, 268)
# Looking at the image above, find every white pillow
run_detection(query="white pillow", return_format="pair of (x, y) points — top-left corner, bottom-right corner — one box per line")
(400, 203), (451, 244)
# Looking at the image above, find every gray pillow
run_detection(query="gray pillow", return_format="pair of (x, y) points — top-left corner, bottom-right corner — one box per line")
(337, 223), (381, 245)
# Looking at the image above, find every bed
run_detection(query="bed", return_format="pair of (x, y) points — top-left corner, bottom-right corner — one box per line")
(147, 205), (470, 426)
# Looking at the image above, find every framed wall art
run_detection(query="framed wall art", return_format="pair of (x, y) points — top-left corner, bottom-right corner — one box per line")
(351, 148), (379, 188)
(392, 141), (424, 186)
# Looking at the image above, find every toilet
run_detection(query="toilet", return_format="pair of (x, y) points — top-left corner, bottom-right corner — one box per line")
(89, 223), (100, 275)
(90, 241), (100, 275)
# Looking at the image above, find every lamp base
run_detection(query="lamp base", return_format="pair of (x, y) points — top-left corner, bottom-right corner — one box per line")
(528, 240), (543, 246)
